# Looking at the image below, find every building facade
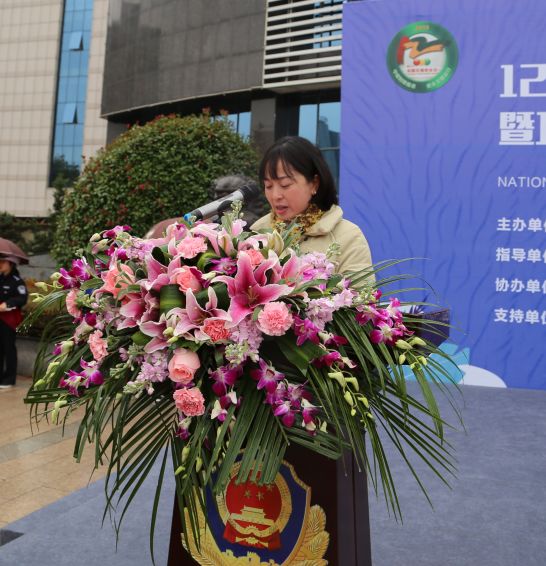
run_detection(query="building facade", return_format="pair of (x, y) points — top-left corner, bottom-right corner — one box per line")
(102, 0), (343, 180)
(0, 0), (109, 217)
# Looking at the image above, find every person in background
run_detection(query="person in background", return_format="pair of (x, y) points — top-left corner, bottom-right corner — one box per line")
(251, 136), (373, 275)
(211, 175), (263, 227)
(145, 175), (263, 238)
(0, 256), (28, 389)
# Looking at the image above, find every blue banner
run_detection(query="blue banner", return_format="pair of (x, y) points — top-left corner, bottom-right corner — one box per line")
(340, 0), (546, 389)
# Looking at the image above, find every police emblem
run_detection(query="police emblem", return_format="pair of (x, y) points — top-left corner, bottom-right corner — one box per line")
(182, 460), (329, 565)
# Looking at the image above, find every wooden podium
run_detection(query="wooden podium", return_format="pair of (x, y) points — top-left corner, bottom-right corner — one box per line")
(168, 445), (372, 566)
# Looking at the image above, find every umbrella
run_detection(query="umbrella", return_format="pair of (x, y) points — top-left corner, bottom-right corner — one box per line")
(0, 237), (29, 265)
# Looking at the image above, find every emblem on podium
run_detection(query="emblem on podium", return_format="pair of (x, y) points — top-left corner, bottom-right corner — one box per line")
(183, 460), (329, 565)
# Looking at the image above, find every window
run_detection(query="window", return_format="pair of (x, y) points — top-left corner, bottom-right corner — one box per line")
(298, 101), (341, 185)
(50, 1), (94, 186)
(69, 31), (83, 51)
(62, 103), (78, 124)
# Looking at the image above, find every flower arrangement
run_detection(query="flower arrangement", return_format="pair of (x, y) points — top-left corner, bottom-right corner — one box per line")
(25, 205), (456, 553)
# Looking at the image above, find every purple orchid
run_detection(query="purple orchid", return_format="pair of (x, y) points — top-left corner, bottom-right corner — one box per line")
(60, 359), (104, 396)
(370, 320), (404, 346)
(250, 359), (284, 394)
(209, 364), (243, 397)
(293, 316), (321, 346)
(103, 225), (132, 239)
(210, 257), (237, 275)
(313, 351), (343, 368)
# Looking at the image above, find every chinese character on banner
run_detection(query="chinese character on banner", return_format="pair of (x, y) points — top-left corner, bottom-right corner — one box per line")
(541, 311), (546, 325)
(495, 278), (509, 292)
(526, 279), (541, 293)
(496, 247), (510, 262)
(543, 281), (546, 294)
(512, 218), (526, 231)
(494, 308), (508, 322)
(528, 218), (543, 232)
(499, 112), (535, 145)
(497, 217), (511, 231)
(525, 310), (540, 324)
(510, 279), (525, 293)
(509, 308), (525, 323)
(512, 248), (526, 262)
(527, 249), (542, 263)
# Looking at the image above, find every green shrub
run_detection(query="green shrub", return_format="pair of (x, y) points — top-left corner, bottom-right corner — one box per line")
(52, 113), (259, 265)
(0, 213), (52, 256)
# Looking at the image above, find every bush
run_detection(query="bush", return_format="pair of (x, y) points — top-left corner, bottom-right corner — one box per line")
(52, 113), (259, 265)
(0, 213), (52, 256)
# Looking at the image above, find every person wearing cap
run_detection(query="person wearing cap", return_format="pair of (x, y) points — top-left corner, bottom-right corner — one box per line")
(0, 256), (28, 389)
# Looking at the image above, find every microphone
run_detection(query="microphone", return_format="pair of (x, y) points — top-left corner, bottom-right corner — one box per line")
(185, 184), (261, 221)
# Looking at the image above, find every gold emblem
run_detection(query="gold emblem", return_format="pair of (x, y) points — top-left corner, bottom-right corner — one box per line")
(182, 461), (329, 565)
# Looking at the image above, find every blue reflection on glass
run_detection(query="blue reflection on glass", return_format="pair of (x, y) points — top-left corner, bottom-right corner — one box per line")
(238, 112), (251, 138)
(317, 102), (340, 149)
(50, 0), (94, 184)
(298, 104), (317, 143)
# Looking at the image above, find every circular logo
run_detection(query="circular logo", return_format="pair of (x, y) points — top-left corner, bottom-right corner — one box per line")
(387, 21), (458, 93)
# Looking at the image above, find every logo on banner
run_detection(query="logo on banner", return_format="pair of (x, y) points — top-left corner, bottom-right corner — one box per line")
(387, 21), (458, 93)
(182, 460), (329, 564)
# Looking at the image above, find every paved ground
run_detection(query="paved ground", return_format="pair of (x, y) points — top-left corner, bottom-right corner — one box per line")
(0, 376), (106, 530)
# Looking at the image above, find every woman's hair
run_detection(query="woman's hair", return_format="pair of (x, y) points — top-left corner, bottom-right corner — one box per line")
(259, 136), (338, 211)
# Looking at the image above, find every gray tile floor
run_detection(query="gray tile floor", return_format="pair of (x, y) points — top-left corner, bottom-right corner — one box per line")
(1, 384), (545, 566)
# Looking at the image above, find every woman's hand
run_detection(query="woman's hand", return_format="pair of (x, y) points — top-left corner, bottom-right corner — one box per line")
(0, 302), (8, 312)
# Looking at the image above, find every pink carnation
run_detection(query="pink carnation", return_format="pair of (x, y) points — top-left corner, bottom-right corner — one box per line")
(202, 319), (230, 342)
(176, 236), (208, 259)
(168, 348), (201, 384)
(89, 330), (108, 363)
(173, 387), (205, 417)
(257, 302), (293, 336)
(245, 248), (264, 267)
(65, 289), (82, 318)
(171, 266), (202, 293)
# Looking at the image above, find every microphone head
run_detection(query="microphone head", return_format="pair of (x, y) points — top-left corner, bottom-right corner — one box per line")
(239, 183), (261, 201)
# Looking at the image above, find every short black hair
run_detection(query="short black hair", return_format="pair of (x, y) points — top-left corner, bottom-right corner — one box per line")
(259, 136), (338, 211)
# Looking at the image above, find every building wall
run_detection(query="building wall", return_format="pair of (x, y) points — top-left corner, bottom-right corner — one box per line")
(0, 0), (63, 217)
(0, 0), (109, 218)
(102, 0), (267, 118)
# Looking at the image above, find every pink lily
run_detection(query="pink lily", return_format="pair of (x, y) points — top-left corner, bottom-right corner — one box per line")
(213, 252), (292, 325)
(142, 254), (181, 292)
(173, 288), (231, 341)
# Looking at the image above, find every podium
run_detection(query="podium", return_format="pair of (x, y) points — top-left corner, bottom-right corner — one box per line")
(168, 445), (372, 565)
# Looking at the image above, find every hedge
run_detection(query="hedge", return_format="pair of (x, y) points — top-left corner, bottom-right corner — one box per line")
(52, 113), (259, 265)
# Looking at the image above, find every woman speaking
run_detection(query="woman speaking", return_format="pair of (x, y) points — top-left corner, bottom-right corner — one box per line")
(251, 136), (373, 275)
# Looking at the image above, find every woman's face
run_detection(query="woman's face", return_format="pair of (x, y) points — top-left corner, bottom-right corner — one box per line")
(263, 161), (318, 221)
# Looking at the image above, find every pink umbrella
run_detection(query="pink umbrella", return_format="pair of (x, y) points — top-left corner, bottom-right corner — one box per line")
(0, 238), (29, 265)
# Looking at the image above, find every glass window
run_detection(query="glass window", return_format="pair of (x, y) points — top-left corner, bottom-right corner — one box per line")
(69, 31), (83, 50)
(84, 9), (93, 32)
(238, 112), (251, 138)
(62, 125), (75, 147)
(64, 77), (79, 101)
(78, 78), (87, 101)
(316, 101), (340, 149)
(71, 10), (85, 31)
(298, 104), (318, 143)
(226, 114), (237, 131)
(62, 103), (78, 124)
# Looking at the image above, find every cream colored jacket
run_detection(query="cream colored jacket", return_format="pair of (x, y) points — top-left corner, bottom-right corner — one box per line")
(251, 205), (373, 275)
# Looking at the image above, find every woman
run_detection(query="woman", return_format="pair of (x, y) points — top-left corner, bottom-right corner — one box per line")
(251, 136), (373, 275)
(0, 256), (28, 389)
